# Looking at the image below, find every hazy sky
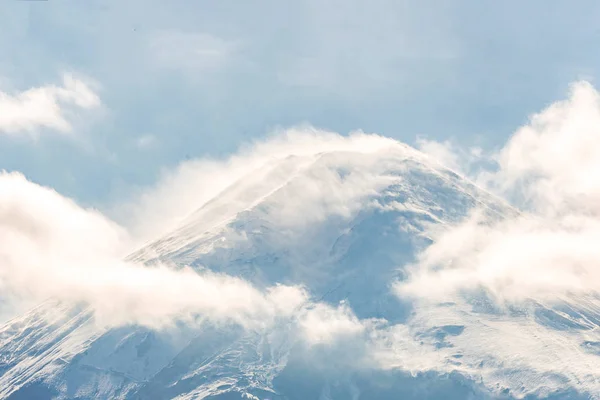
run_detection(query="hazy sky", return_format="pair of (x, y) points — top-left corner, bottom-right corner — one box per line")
(5, 4), (600, 395)
(1, 0), (600, 208)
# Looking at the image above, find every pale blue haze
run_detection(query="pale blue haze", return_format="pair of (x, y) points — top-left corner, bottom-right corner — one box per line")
(1, 2), (600, 399)
(1, 0), (599, 206)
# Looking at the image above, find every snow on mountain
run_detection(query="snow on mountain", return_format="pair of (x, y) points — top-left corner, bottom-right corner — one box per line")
(0, 140), (597, 399)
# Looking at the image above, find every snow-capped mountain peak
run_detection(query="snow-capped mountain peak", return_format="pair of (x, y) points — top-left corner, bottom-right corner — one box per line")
(0, 140), (595, 400)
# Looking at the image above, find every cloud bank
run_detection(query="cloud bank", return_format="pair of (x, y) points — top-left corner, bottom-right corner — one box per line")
(0, 74), (100, 138)
(4, 80), (600, 396)
(0, 129), (396, 346)
(390, 81), (600, 397)
(399, 81), (600, 304)
(0, 171), (304, 328)
(117, 126), (401, 244)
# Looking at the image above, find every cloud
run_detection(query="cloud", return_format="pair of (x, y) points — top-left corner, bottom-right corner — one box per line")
(115, 126), (403, 244)
(0, 127), (443, 348)
(0, 160), (381, 348)
(0, 74), (100, 138)
(489, 81), (600, 215)
(391, 81), (600, 396)
(416, 136), (486, 176)
(399, 81), (600, 304)
(0, 171), (313, 329)
(415, 137), (462, 171)
(8, 103), (600, 396)
(299, 302), (366, 345)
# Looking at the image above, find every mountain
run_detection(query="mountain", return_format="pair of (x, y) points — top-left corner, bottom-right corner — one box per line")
(0, 144), (593, 399)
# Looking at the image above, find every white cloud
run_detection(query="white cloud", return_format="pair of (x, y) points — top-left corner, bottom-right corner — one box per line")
(0, 161), (381, 346)
(299, 302), (366, 345)
(416, 136), (485, 176)
(115, 126), (405, 244)
(0, 127), (440, 348)
(415, 137), (462, 171)
(9, 102), (600, 395)
(490, 81), (600, 215)
(399, 81), (600, 304)
(0, 171), (312, 329)
(0, 74), (100, 137)
(391, 81), (600, 396)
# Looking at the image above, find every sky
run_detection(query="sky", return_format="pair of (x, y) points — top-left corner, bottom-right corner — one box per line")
(5, 3), (600, 396)
(2, 0), (600, 210)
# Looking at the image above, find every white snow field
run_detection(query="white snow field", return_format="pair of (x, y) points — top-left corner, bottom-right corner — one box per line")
(0, 136), (598, 400)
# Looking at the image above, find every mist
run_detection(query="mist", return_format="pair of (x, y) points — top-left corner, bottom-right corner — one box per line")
(0, 129), (394, 344)
(4, 81), (600, 396)
(386, 81), (600, 397)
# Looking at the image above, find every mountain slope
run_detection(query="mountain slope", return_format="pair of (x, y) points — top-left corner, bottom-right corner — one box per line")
(0, 145), (594, 399)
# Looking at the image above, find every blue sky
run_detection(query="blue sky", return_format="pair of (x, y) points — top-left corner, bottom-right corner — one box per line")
(1, 0), (599, 209)
(5, 3), (600, 396)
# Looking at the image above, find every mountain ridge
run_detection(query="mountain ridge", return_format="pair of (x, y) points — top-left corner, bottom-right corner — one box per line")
(0, 143), (590, 399)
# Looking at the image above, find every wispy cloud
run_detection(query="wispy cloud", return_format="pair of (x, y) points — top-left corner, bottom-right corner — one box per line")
(399, 81), (600, 304)
(299, 302), (366, 345)
(0, 129), (403, 342)
(391, 81), (600, 397)
(115, 126), (400, 244)
(415, 136), (484, 176)
(0, 171), (314, 329)
(6, 82), (600, 396)
(0, 74), (100, 138)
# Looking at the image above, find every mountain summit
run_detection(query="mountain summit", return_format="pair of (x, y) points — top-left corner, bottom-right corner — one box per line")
(0, 138), (590, 399)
